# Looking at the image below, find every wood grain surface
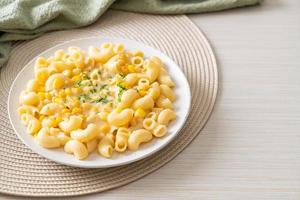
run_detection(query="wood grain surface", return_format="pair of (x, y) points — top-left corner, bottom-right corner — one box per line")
(2, 0), (299, 199)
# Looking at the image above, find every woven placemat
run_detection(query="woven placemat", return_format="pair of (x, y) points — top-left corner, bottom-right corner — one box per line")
(0, 10), (218, 197)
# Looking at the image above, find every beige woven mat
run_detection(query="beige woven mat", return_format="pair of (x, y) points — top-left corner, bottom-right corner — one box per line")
(0, 10), (218, 197)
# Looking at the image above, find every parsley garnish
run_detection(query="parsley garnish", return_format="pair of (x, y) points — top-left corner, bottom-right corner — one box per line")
(119, 73), (126, 78)
(82, 73), (90, 80)
(117, 83), (127, 90)
(117, 83), (127, 102)
(92, 96), (109, 104)
(75, 81), (82, 88)
(89, 88), (97, 93)
(99, 84), (107, 90)
(78, 94), (91, 103)
(75, 80), (91, 87)
(117, 91), (124, 102)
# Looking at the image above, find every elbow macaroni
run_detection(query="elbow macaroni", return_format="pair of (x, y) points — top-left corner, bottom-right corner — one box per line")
(70, 123), (99, 143)
(143, 58), (160, 82)
(157, 109), (176, 125)
(107, 109), (134, 126)
(132, 95), (154, 110)
(128, 129), (153, 150)
(86, 138), (99, 153)
(159, 84), (175, 102)
(18, 42), (177, 160)
(59, 115), (83, 133)
(118, 89), (139, 108)
(36, 127), (60, 148)
(98, 135), (114, 158)
(115, 128), (130, 152)
(156, 95), (173, 109)
(64, 140), (88, 160)
(19, 91), (40, 106)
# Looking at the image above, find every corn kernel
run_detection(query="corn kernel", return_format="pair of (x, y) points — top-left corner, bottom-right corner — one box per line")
(116, 106), (122, 113)
(100, 123), (110, 133)
(138, 90), (147, 96)
(98, 111), (109, 121)
(18, 108), (26, 115)
(62, 69), (72, 77)
(35, 57), (48, 67)
(58, 90), (66, 98)
(127, 65), (135, 73)
(65, 88), (72, 95)
(135, 108), (146, 118)
(72, 100), (80, 108)
(72, 107), (81, 114)
(120, 65), (129, 74)
(55, 116), (62, 124)
(73, 87), (82, 94)
(82, 103), (92, 111)
(37, 86), (45, 92)
(39, 115), (45, 121)
(53, 97), (62, 104)
(50, 118), (57, 127)
(71, 75), (81, 82)
(36, 69), (49, 83)
(38, 92), (46, 101)
(45, 92), (52, 100)
(62, 108), (70, 114)
(53, 77), (64, 89)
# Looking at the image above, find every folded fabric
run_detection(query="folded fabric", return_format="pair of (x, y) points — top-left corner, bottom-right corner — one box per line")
(0, 0), (262, 67)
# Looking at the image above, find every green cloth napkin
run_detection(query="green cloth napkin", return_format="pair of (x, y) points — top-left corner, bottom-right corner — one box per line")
(0, 0), (262, 67)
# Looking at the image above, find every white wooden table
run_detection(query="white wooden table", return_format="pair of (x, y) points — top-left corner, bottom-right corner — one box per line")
(2, 0), (300, 199)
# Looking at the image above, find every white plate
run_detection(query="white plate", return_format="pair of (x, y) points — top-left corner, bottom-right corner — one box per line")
(8, 37), (191, 168)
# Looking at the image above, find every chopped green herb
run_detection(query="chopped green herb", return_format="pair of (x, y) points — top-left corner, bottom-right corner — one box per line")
(99, 84), (107, 90)
(117, 92), (123, 102)
(117, 83), (127, 102)
(92, 96), (109, 104)
(75, 81), (82, 88)
(82, 73), (90, 80)
(82, 80), (92, 86)
(89, 88), (97, 93)
(117, 83), (127, 90)
(119, 73), (126, 78)
(78, 94), (91, 103)
(75, 80), (92, 87)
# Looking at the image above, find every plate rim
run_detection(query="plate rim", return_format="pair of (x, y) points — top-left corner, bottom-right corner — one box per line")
(7, 36), (192, 168)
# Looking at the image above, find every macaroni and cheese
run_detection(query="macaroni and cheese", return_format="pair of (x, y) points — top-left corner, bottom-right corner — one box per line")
(18, 42), (176, 160)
